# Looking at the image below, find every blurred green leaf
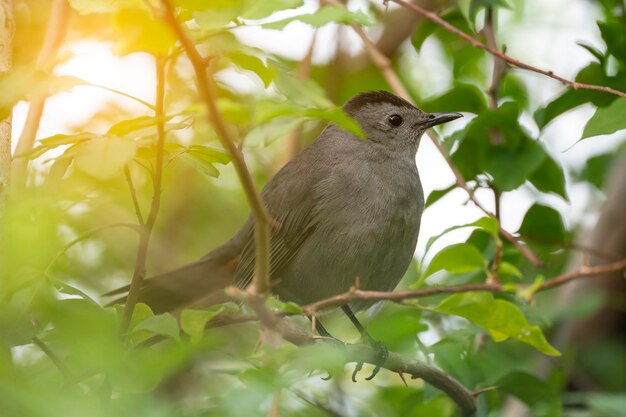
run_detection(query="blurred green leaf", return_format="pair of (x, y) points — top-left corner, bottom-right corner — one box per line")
(534, 63), (620, 128)
(586, 393), (626, 417)
(424, 217), (498, 258)
(528, 151), (568, 200)
(113, 8), (176, 55)
(241, 0), (303, 19)
(582, 97), (626, 139)
(181, 307), (224, 344)
(131, 313), (180, 342)
(423, 243), (487, 279)
(263, 5), (374, 30)
(244, 117), (302, 147)
(599, 21), (626, 62)
(74, 136), (138, 180)
(519, 204), (567, 242)
(496, 261), (522, 279)
(427, 292), (560, 355)
(166, 143), (231, 177)
(498, 371), (560, 413)
(577, 151), (616, 189)
(0, 69), (85, 120)
(421, 83), (487, 115)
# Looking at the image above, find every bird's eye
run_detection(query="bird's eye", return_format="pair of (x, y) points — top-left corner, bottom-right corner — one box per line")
(388, 114), (403, 127)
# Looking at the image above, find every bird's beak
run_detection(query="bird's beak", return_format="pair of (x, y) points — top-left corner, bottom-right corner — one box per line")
(421, 112), (463, 129)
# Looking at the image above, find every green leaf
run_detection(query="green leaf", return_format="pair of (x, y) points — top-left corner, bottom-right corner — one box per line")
(244, 117), (303, 147)
(534, 63), (619, 128)
(528, 151), (568, 200)
(519, 204), (567, 243)
(168, 144), (231, 177)
(131, 313), (180, 342)
(496, 261), (522, 279)
(497, 371), (558, 406)
(422, 243), (487, 279)
(228, 52), (275, 87)
(578, 151), (616, 189)
(487, 138), (546, 191)
(0, 69), (85, 119)
(263, 5), (374, 30)
(587, 393), (626, 417)
(422, 217), (498, 264)
(425, 184), (456, 208)
(107, 115), (176, 137)
(427, 292), (560, 356)
(421, 83), (487, 115)
(241, 0), (303, 20)
(74, 136), (138, 180)
(181, 307), (224, 344)
(468, 0), (511, 22)
(113, 8), (176, 55)
(599, 21), (626, 62)
(304, 107), (364, 139)
(582, 97), (626, 139)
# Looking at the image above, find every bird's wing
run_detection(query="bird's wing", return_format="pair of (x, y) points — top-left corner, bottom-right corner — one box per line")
(234, 145), (327, 290)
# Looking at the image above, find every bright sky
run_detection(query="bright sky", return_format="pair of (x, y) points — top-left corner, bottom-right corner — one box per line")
(11, 0), (625, 259)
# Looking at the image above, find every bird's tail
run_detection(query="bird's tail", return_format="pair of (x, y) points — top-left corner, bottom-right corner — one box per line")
(104, 256), (237, 314)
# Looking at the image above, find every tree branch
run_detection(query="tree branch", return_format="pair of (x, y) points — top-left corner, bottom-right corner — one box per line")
(160, 0), (271, 296)
(11, 0), (69, 189)
(230, 287), (477, 417)
(122, 57), (168, 330)
(301, 258), (626, 313)
(389, 0), (626, 99)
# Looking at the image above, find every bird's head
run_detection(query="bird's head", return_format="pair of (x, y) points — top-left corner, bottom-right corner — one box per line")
(343, 91), (462, 150)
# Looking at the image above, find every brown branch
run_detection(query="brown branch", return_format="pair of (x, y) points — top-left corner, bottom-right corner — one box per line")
(11, 0), (70, 189)
(122, 57), (168, 331)
(302, 258), (626, 313)
(390, 0), (626, 99)
(160, 0), (271, 296)
(330, 0), (543, 268)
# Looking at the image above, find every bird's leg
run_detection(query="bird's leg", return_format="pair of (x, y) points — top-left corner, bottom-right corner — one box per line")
(341, 304), (389, 382)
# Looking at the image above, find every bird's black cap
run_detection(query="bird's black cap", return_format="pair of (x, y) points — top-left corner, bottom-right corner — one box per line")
(343, 90), (417, 114)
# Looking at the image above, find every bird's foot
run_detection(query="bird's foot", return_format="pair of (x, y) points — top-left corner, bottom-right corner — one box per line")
(352, 335), (389, 382)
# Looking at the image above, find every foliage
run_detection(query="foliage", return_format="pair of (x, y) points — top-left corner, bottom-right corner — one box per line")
(1, 0), (625, 416)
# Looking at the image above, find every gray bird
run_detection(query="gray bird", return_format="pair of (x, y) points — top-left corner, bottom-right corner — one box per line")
(108, 91), (461, 375)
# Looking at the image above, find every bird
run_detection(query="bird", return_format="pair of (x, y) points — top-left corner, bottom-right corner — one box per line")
(107, 90), (461, 377)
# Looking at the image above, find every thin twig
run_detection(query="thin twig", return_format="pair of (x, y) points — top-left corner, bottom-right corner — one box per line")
(291, 388), (349, 417)
(121, 57), (168, 331)
(44, 222), (142, 278)
(124, 165), (144, 225)
(389, 0), (626, 99)
(32, 336), (72, 380)
(160, 0), (271, 295)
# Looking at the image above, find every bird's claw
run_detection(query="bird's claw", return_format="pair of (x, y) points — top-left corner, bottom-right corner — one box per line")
(352, 336), (389, 381)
